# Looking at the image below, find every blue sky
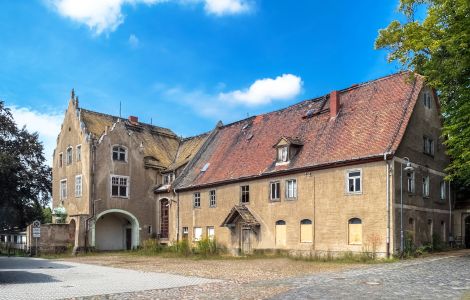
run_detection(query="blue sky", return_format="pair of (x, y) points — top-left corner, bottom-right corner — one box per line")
(0, 0), (403, 164)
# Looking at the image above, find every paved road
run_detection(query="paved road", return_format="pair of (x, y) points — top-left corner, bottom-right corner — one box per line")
(271, 253), (470, 299)
(0, 256), (218, 300)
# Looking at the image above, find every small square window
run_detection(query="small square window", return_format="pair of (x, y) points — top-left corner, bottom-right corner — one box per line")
(346, 170), (362, 194)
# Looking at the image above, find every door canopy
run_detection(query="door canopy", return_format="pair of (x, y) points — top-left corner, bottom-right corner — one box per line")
(221, 205), (260, 229)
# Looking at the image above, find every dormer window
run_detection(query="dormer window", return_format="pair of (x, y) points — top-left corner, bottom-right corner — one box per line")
(273, 136), (303, 164)
(163, 173), (175, 185)
(112, 145), (127, 162)
(277, 146), (288, 162)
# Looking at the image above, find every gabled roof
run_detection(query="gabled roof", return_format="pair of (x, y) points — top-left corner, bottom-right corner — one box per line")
(175, 72), (424, 190)
(221, 205), (260, 227)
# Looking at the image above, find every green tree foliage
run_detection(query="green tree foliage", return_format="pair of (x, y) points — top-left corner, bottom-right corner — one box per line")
(375, 0), (470, 186)
(42, 207), (52, 224)
(0, 101), (51, 229)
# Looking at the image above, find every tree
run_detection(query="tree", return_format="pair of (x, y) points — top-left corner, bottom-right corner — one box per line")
(0, 100), (51, 230)
(375, 0), (470, 186)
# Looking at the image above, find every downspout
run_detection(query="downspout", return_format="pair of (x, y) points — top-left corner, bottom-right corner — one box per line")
(84, 143), (96, 251)
(448, 182), (452, 241)
(384, 151), (392, 258)
(174, 188), (180, 242)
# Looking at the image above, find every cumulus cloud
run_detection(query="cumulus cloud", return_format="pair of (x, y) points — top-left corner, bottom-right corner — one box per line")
(47, 0), (252, 35)
(9, 106), (63, 166)
(128, 34), (139, 48)
(219, 74), (303, 106)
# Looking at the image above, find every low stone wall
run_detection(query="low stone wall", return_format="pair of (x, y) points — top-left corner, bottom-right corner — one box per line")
(26, 223), (74, 254)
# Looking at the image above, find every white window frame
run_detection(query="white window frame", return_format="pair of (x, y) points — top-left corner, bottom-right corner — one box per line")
(407, 171), (415, 193)
(209, 190), (216, 207)
(194, 227), (202, 241)
(423, 175), (430, 198)
(60, 179), (67, 200)
(270, 181), (281, 201)
(110, 175), (130, 198)
(66, 146), (73, 165)
(193, 192), (201, 208)
(207, 226), (215, 240)
(182, 227), (189, 235)
(277, 146), (289, 163)
(112, 145), (128, 162)
(440, 181), (446, 201)
(346, 169), (362, 194)
(76, 144), (82, 162)
(75, 175), (82, 197)
(286, 179), (297, 199)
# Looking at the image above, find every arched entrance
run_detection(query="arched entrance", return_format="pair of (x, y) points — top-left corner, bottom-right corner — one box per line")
(91, 209), (140, 250)
(160, 199), (169, 239)
(69, 219), (77, 248)
(465, 216), (470, 249)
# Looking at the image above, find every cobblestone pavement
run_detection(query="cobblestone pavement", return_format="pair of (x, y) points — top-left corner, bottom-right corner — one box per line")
(0, 257), (218, 300)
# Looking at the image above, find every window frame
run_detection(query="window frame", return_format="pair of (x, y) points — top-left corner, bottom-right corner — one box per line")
(58, 152), (63, 168)
(209, 190), (216, 208)
(348, 218), (362, 245)
(285, 179), (297, 200)
(345, 169), (362, 194)
(112, 145), (128, 162)
(269, 181), (281, 201)
(300, 219), (313, 243)
(423, 91), (432, 109)
(407, 171), (415, 193)
(66, 146), (73, 165)
(240, 185), (250, 204)
(76, 144), (82, 162)
(422, 175), (430, 198)
(277, 146), (289, 163)
(60, 179), (67, 200)
(423, 136), (435, 156)
(207, 226), (215, 240)
(193, 227), (202, 241)
(440, 181), (446, 201)
(75, 175), (82, 198)
(193, 192), (201, 208)
(110, 175), (130, 198)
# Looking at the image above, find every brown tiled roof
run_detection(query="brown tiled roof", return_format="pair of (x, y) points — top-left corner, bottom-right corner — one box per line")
(167, 133), (210, 171)
(176, 72), (424, 190)
(221, 205), (260, 227)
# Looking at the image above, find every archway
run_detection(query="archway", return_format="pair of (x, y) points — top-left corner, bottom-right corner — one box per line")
(91, 209), (140, 250)
(465, 216), (470, 249)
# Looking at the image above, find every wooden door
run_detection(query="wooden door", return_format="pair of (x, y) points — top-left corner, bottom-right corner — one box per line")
(241, 228), (252, 254)
(160, 199), (169, 238)
(126, 228), (132, 250)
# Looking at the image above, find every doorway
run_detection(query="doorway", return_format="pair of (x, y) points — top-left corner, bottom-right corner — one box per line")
(126, 228), (132, 250)
(241, 228), (252, 254)
(160, 199), (169, 239)
(465, 216), (470, 249)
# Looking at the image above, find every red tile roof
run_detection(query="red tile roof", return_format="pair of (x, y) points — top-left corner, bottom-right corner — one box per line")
(175, 72), (424, 190)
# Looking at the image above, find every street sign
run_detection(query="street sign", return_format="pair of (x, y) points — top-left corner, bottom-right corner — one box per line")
(32, 220), (41, 238)
(32, 220), (41, 228)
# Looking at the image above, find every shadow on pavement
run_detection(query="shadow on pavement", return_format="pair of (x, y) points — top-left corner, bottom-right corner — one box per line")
(0, 257), (72, 270)
(0, 270), (61, 284)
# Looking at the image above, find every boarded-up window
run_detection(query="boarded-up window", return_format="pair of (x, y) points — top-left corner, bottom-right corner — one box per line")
(194, 227), (202, 241)
(275, 220), (286, 247)
(348, 218), (362, 245)
(300, 219), (312, 243)
(207, 226), (215, 240)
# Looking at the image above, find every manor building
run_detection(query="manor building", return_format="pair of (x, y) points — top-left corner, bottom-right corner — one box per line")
(52, 72), (461, 255)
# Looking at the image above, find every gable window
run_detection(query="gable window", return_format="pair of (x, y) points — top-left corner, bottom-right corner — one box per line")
(76, 145), (81, 162)
(194, 227), (202, 241)
(407, 172), (415, 193)
(286, 179), (297, 199)
(440, 181), (446, 201)
(66, 146), (73, 165)
(75, 175), (82, 197)
(209, 190), (216, 207)
(277, 146), (289, 162)
(111, 175), (129, 198)
(60, 179), (67, 200)
(112, 145), (127, 162)
(240, 185), (250, 204)
(423, 91), (432, 109)
(300, 219), (313, 243)
(348, 218), (362, 245)
(270, 181), (280, 201)
(59, 153), (63, 168)
(346, 169), (362, 194)
(423, 175), (430, 197)
(193, 192), (201, 208)
(423, 136), (435, 156)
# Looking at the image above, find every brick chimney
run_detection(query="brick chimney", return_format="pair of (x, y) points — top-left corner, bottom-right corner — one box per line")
(128, 115), (138, 124)
(330, 91), (340, 119)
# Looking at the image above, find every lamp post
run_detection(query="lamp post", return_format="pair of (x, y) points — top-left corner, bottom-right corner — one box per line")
(400, 157), (414, 254)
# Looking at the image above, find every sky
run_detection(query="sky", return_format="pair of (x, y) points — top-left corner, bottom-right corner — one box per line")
(0, 0), (404, 165)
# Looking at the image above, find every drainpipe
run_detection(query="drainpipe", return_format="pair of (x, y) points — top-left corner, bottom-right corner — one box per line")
(174, 188), (180, 242)
(384, 152), (392, 258)
(84, 144), (97, 252)
(448, 182), (452, 242)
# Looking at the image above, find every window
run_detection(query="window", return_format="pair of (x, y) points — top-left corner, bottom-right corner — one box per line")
(241, 185), (250, 203)
(207, 226), (215, 240)
(193, 192), (201, 208)
(286, 179), (297, 199)
(348, 218), (362, 245)
(346, 170), (362, 193)
(111, 175), (129, 198)
(275, 220), (286, 247)
(58, 153), (63, 168)
(163, 173), (174, 185)
(270, 181), (280, 201)
(60, 179), (67, 200)
(407, 172), (415, 193)
(440, 181), (446, 200)
(75, 175), (82, 197)
(209, 190), (216, 207)
(423, 91), (432, 109)
(76, 145), (81, 162)
(423, 175), (430, 197)
(423, 136), (435, 156)
(66, 146), (73, 165)
(300, 219), (313, 243)
(194, 227), (202, 241)
(148, 225), (152, 234)
(112, 145), (127, 161)
(277, 146), (289, 162)
(182, 227), (189, 239)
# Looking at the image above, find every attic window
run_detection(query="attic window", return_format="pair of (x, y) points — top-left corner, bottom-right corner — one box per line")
(304, 109), (315, 119)
(201, 163), (210, 172)
(277, 146), (289, 163)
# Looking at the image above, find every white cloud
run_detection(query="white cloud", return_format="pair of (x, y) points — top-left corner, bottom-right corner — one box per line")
(8, 106), (63, 166)
(128, 34), (139, 48)
(219, 74), (303, 106)
(203, 0), (251, 16)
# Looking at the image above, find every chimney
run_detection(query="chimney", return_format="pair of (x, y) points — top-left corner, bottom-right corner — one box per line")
(128, 115), (138, 124)
(330, 90), (340, 119)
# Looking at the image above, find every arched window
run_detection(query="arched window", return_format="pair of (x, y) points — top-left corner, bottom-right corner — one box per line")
(112, 145), (127, 162)
(275, 220), (286, 247)
(348, 218), (362, 245)
(300, 219), (312, 243)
